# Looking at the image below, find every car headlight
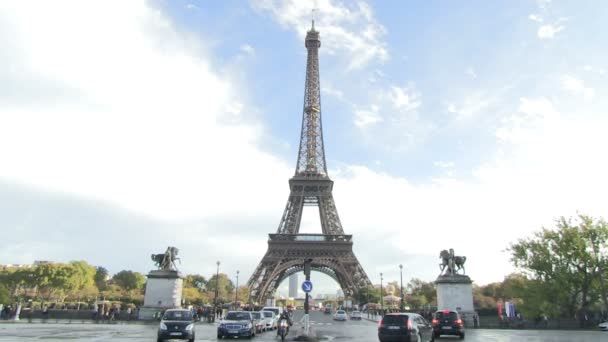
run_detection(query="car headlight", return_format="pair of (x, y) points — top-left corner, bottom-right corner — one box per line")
(159, 322), (167, 330)
(185, 324), (194, 331)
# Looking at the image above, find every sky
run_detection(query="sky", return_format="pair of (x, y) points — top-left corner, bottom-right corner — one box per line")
(0, 0), (607, 297)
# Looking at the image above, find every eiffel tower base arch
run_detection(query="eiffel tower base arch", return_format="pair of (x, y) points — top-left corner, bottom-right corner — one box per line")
(248, 234), (372, 304)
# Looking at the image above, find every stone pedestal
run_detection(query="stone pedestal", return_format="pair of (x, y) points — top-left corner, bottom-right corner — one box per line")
(138, 270), (184, 320)
(435, 275), (475, 327)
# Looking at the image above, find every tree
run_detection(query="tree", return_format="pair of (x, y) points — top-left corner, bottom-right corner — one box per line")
(94, 267), (109, 291)
(0, 283), (11, 304)
(112, 270), (146, 291)
(184, 274), (207, 291)
(207, 273), (234, 303)
(406, 279), (436, 310)
(509, 215), (608, 318)
(357, 285), (381, 305)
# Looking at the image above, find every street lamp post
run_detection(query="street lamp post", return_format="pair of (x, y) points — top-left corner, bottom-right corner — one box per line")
(214, 261), (220, 318)
(235, 270), (240, 310)
(399, 264), (404, 312)
(380, 272), (384, 315)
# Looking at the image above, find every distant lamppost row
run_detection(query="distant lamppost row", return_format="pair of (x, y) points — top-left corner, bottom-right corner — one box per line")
(380, 272), (384, 314)
(399, 264), (404, 312)
(235, 270), (240, 309)
(214, 261), (220, 310)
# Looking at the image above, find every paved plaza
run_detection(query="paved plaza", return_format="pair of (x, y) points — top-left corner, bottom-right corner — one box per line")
(1, 311), (605, 341)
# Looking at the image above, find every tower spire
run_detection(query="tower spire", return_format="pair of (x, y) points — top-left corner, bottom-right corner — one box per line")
(295, 20), (326, 177)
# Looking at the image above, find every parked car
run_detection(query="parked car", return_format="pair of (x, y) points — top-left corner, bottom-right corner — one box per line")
(261, 310), (278, 330)
(333, 310), (348, 321)
(350, 311), (362, 320)
(598, 321), (608, 331)
(157, 309), (195, 342)
(262, 306), (283, 317)
(432, 310), (465, 339)
(251, 311), (265, 333)
(378, 312), (434, 342)
(324, 307), (332, 314)
(217, 311), (256, 339)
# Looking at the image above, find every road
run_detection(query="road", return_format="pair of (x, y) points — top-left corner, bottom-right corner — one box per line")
(0, 310), (605, 341)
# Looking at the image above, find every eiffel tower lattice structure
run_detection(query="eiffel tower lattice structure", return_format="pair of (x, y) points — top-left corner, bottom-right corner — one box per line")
(247, 21), (372, 304)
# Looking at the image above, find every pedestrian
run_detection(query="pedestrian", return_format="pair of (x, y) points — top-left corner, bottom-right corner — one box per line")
(127, 307), (132, 321)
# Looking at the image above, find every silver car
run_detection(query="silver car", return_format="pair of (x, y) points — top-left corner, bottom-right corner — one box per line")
(261, 310), (278, 330)
(251, 311), (266, 333)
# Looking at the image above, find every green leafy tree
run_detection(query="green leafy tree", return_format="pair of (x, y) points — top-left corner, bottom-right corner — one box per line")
(94, 266), (109, 291)
(207, 273), (234, 304)
(406, 278), (436, 309)
(184, 274), (207, 291)
(509, 215), (608, 318)
(357, 285), (381, 305)
(112, 270), (146, 291)
(0, 283), (11, 304)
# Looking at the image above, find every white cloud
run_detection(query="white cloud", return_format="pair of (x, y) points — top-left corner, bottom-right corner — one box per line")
(466, 67), (477, 79)
(583, 65), (606, 75)
(496, 97), (558, 143)
(447, 91), (497, 120)
(240, 44), (255, 56)
(354, 104), (382, 127)
(560, 75), (595, 101)
(251, 0), (388, 69)
(0, 1), (291, 221)
(537, 24), (564, 39)
(352, 83), (427, 150)
(186, 3), (198, 10)
(434, 161), (455, 169)
(528, 14), (543, 23)
(321, 84), (344, 100)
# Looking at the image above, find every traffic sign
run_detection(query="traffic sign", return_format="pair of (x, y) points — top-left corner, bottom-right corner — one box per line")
(302, 280), (313, 293)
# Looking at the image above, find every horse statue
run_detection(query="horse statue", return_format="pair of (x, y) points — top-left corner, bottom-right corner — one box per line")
(439, 248), (466, 276)
(151, 246), (181, 271)
(454, 255), (467, 274)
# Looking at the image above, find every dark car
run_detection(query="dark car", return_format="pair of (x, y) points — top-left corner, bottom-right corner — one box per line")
(217, 311), (256, 339)
(432, 310), (465, 339)
(157, 309), (195, 342)
(378, 313), (434, 342)
(324, 307), (331, 314)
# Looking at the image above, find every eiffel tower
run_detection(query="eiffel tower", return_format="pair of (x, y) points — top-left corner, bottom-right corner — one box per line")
(248, 21), (372, 304)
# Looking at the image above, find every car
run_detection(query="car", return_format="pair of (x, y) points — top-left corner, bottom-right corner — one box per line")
(261, 306), (283, 318)
(599, 321), (608, 331)
(157, 309), (195, 342)
(333, 310), (348, 321)
(378, 312), (434, 342)
(261, 310), (278, 330)
(251, 311), (266, 333)
(350, 311), (362, 320)
(217, 311), (256, 339)
(432, 310), (465, 339)
(324, 307), (332, 314)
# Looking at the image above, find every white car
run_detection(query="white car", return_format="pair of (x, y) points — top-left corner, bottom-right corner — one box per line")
(261, 310), (278, 330)
(599, 321), (608, 331)
(333, 310), (348, 321)
(350, 311), (362, 320)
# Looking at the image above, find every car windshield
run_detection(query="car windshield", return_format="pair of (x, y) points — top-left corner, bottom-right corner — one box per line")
(436, 312), (458, 320)
(383, 315), (408, 325)
(251, 312), (261, 319)
(352, 311), (360, 315)
(162, 310), (193, 321)
(262, 311), (273, 318)
(225, 312), (251, 321)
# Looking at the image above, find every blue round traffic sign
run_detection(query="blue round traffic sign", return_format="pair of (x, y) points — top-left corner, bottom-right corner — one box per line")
(301, 280), (313, 293)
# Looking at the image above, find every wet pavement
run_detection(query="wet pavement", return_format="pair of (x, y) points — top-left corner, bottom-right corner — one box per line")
(0, 311), (606, 341)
